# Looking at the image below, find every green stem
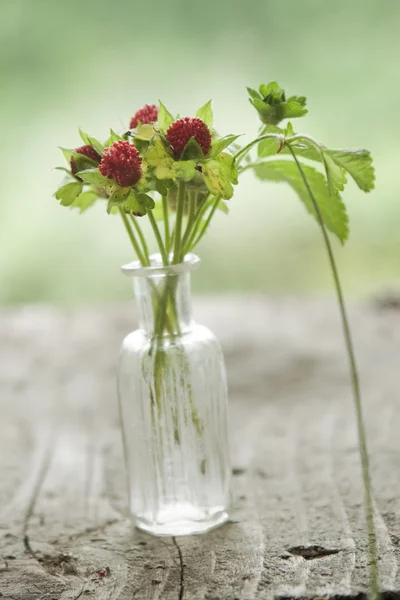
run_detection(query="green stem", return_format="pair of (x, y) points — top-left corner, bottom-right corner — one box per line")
(172, 180), (186, 264)
(183, 194), (212, 252)
(181, 190), (196, 251)
(148, 210), (168, 266)
(234, 133), (284, 165)
(162, 195), (171, 257)
(287, 143), (379, 598)
(186, 195), (220, 253)
(129, 214), (150, 266)
(119, 208), (147, 266)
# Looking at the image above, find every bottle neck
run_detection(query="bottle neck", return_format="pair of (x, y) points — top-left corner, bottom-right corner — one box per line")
(133, 271), (193, 337)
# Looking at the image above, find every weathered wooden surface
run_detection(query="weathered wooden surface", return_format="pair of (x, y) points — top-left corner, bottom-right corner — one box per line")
(0, 297), (400, 599)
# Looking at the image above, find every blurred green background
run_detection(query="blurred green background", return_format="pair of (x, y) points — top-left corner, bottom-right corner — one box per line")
(1, 0), (399, 305)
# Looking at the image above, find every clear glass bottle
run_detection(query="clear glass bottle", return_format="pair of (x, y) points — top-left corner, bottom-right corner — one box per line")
(118, 253), (231, 536)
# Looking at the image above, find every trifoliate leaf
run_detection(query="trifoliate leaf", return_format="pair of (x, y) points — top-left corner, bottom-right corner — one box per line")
(259, 82), (280, 98)
(254, 160), (349, 243)
(196, 100), (213, 129)
(158, 101), (174, 133)
(154, 159), (196, 182)
(250, 82), (308, 125)
(181, 137), (204, 161)
(136, 193), (155, 209)
(54, 182), (83, 206)
(145, 136), (173, 167)
(209, 134), (241, 158)
(322, 151), (347, 195)
(171, 161), (197, 182)
(120, 190), (147, 216)
(325, 149), (375, 192)
(287, 95), (307, 107)
(106, 187), (131, 214)
(257, 125), (284, 157)
(70, 190), (98, 213)
(203, 153), (238, 200)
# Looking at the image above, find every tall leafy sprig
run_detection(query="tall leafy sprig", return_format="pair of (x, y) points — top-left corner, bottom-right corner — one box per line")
(241, 82), (378, 597)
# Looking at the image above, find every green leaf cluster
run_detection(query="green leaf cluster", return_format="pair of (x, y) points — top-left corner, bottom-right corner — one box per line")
(248, 82), (307, 126)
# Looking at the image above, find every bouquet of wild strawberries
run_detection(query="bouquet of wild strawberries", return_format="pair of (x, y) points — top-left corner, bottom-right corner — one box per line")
(54, 82), (379, 591)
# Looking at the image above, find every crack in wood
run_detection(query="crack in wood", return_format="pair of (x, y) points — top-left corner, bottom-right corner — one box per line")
(287, 545), (340, 560)
(172, 537), (185, 600)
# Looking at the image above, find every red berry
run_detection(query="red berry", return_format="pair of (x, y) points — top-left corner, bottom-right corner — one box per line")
(166, 117), (212, 158)
(130, 104), (158, 129)
(70, 145), (101, 175)
(99, 141), (142, 187)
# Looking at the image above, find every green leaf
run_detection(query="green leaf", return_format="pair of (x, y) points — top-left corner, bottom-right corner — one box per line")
(120, 190), (147, 216)
(145, 136), (173, 167)
(181, 137), (204, 161)
(247, 87), (262, 101)
(322, 151), (347, 195)
(104, 129), (123, 147)
(158, 101), (174, 132)
(70, 151), (99, 172)
(325, 148), (375, 192)
(196, 100), (213, 129)
(254, 160), (349, 242)
(75, 168), (111, 187)
(209, 134), (241, 158)
(70, 190), (98, 212)
(55, 166), (72, 175)
(281, 101), (308, 120)
(257, 125), (284, 157)
(106, 187), (131, 214)
(79, 129), (91, 145)
(136, 193), (155, 209)
(259, 82), (280, 97)
(88, 136), (104, 156)
(155, 180), (168, 196)
(203, 153), (238, 200)
(217, 199), (229, 214)
(54, 182), (83, 206)
(59, 147), (73, 164)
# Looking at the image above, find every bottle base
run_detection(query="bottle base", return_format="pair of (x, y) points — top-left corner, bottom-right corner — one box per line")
(133, 505), (229, 536)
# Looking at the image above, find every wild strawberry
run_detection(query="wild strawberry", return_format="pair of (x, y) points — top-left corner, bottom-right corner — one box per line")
(99, 141), (142, 187)
(130, 104), (158, 129)
(166, 117), (212, 158)
(70, 145), (101, 176)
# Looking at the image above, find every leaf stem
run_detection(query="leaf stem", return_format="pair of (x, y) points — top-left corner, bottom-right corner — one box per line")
(129, 214), (150, 265)
(234, 133), (283, 165)
(148, 210), (168, 266)
(172, 180), (186, 264)
(119, 208), (147, 266)
(287, 143), (379, 598)
(162, 195), (171, 257)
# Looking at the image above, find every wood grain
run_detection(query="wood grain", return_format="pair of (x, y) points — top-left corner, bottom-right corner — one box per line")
(0, 298), (399, 599)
